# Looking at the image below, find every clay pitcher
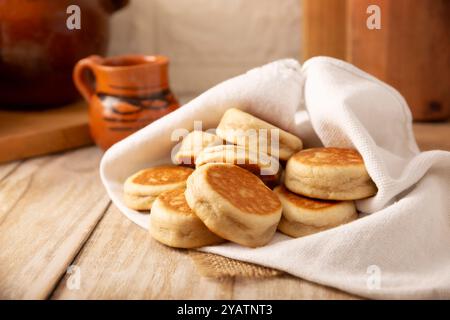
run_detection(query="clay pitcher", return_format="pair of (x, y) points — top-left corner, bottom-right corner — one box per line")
(73, 55), (179, 149)
(0, 0), (129, 107)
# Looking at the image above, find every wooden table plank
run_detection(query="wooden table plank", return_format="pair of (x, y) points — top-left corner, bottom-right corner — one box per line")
(51, 205), (234, 299)
(51, 204), (357, 299)
(232, 277), (358, 300)
(0, 147), (110, 299)
(0, 161), (21, 181)
(413, 121), (450, 151)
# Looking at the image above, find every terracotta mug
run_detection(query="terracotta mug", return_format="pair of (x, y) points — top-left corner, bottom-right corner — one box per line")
(73, 55), (179, 149)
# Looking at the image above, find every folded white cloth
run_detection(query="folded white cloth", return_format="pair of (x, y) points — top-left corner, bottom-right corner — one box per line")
(100, 57), (450, 299)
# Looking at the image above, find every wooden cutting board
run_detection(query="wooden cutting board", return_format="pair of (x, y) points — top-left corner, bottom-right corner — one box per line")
(0, 101), (93, 164)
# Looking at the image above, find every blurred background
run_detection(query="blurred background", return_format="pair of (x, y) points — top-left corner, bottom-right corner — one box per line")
(0, 0), (448, 162)
(107, 0), (449, 121)
(108, 0), (301, 100)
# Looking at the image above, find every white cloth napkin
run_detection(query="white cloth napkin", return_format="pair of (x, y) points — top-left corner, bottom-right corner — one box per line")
(100, 57), (450, 299)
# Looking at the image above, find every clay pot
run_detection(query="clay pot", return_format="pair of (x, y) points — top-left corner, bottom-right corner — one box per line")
(0, 0), (128, 108)
(73, 55), (180, 150)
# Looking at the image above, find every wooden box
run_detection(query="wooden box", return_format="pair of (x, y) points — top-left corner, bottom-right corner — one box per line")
(302, 0), (450, 121)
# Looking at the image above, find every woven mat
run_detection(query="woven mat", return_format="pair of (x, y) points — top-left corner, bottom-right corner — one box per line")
(189, 251), (283, 278)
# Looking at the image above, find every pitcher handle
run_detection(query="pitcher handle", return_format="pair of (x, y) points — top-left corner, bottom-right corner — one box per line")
(73, 55), (103, 102)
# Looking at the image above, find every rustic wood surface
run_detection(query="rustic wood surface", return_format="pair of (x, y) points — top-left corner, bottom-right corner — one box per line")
(0, 122), (448, 299)
(0, 148), (109, 299)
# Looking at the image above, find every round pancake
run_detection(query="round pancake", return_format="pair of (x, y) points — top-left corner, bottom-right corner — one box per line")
(174, 131), (224, 166)
(277, 217), (331, 238)
(123, 193), (157, 211)
(215, 108), (303, 161)
(285, 148), (377, 200)
(195, 144), (281, 186)
(124, 166), (194, 197)
(150, 189), (224, 248)
(185, 163), (282, 247)
(274, 185), (357, 237)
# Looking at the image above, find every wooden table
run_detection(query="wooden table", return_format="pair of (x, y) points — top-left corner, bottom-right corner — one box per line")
(0, 122), (448, 300)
